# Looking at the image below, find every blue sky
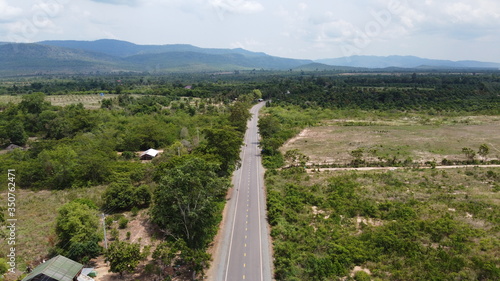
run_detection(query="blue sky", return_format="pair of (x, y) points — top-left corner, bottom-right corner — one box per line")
(1, 0), (500, 62)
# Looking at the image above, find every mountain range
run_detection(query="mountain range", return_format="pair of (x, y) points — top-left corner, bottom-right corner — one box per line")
(0, 39), (498, 76)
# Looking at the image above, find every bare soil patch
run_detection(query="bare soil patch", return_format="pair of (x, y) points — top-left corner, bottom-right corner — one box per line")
(282, 117), (500, 165)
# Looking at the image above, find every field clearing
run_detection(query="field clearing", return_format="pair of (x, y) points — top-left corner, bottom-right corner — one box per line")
(0, 94), (145, 109)
(282, 116), (500, 165)
(0, 186), (106, 271)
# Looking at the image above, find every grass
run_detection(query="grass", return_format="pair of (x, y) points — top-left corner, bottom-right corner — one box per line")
(281, 115), (500, 165)
(0, 186), (106, 269)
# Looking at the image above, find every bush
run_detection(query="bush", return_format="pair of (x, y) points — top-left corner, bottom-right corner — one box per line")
(110, 228), (119, 241)
(131, 206), (139, 216)
(118, 217), (129, 229)
(354, 271), (371, 281)
(103, 182), (152, 212)
(0, 258), (9, 276)
(105, 216), (114, 228)
(121, 151), (135, 160)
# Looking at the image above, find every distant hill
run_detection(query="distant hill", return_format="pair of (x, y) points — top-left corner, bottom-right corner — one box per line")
(316, 55), (500, 69)
(39, 39), (269, 58)
(0, 40), (312, 75)
(0, 43), (132, 76)
(1, 40), (499, 76)
(293, 62), (366, 72)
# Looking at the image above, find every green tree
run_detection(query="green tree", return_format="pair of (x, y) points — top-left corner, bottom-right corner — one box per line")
(202, 126), (243, 175)
(38, 145), (78, 189)
(229, 101), (252, 133)
(103, 182), (151, 213)
(151, 156), (229, 248)
(478, 144), (490, 161)
(18, 92), (49, 114)
(101, 98), (113, 109)
(252, 89), (263, 100)
(257, 114), (280, 139)
(284, 149), (309, 167)
(105, 241), (142, 276)
(153, 239), (210, 279)
(462, 147), (476, 162)
(153, 240), (184, 278)
(55, 201), (101, 263)
(6, 121), (28, 146)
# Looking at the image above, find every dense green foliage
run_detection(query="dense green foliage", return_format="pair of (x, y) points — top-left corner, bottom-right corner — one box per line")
(151, 156), (230, 249)
(267, 169), (500, 280)
(152, 239), (211, 279)
(103, 182), (151, 213)
(54, 201), (102, 263)
(265, 74), (500, 114)
(105, 241), (144, 276)
(2, 71), (499, 279)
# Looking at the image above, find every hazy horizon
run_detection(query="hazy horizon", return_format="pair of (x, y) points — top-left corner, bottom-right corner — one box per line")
(1, 0), (499, 63)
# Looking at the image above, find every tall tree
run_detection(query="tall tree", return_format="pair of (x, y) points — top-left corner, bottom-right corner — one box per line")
(228, 101), (252, 133)
(151, 156), (229, 248)
(202, 126), (243, 175)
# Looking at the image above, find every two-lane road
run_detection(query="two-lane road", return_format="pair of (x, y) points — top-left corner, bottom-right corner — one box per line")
(212, 102), (272, 281)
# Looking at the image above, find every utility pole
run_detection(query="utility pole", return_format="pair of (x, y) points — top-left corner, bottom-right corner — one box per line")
(102, 213), (108, 250)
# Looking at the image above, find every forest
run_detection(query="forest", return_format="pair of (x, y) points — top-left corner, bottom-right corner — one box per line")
(0, 70), (499, 280)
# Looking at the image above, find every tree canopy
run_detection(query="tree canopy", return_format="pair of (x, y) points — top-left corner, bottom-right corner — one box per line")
(151, 156), (229, 249)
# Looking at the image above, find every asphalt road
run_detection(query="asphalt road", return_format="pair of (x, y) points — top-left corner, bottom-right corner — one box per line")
(212, 101), (273, 281)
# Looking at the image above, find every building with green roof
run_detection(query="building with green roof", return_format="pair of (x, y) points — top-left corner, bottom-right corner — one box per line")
(22, 255), (83, 281)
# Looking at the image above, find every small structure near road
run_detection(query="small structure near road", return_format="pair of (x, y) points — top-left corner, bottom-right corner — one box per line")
(21, 255), (95, 281)
(139, 148), (160, 160)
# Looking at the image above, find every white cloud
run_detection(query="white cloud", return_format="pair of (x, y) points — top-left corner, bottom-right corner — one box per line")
(89, 0), (140, 6)
(0, 0), (22, 22)
(394, 0), (500, 39)
(210, 0), (263, 20)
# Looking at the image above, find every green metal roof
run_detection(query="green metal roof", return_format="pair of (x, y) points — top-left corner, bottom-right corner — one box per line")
(22, 255), (83, 281)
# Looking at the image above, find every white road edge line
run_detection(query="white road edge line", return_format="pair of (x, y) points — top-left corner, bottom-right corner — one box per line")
(254, 108), (265, 281)
(224, 130), (248, 281)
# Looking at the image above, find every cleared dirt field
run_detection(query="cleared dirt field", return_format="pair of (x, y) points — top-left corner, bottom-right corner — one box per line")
(281, 116), (500, 165)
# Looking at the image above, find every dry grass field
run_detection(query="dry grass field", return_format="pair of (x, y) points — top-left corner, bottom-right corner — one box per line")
(0, 186), (105, 273)
(281, 115), (500, 165)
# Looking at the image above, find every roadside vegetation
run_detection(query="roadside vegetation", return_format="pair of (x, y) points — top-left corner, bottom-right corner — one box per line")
(0, 76), (260, 280)
(257, 73), (500, 280)
(1, 71), (500, 280)
(266, 167), (500, 280)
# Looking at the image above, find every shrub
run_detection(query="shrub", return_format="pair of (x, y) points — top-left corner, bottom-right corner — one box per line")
(354, 271), (371, 281)
(118, 217), (129, 229)
(110, 228), (119, 241)
(131, 206), (139, 216)
(103, 182), (152, 212)
(105, 216), (114, 228)
(121, 151), (135, 160)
